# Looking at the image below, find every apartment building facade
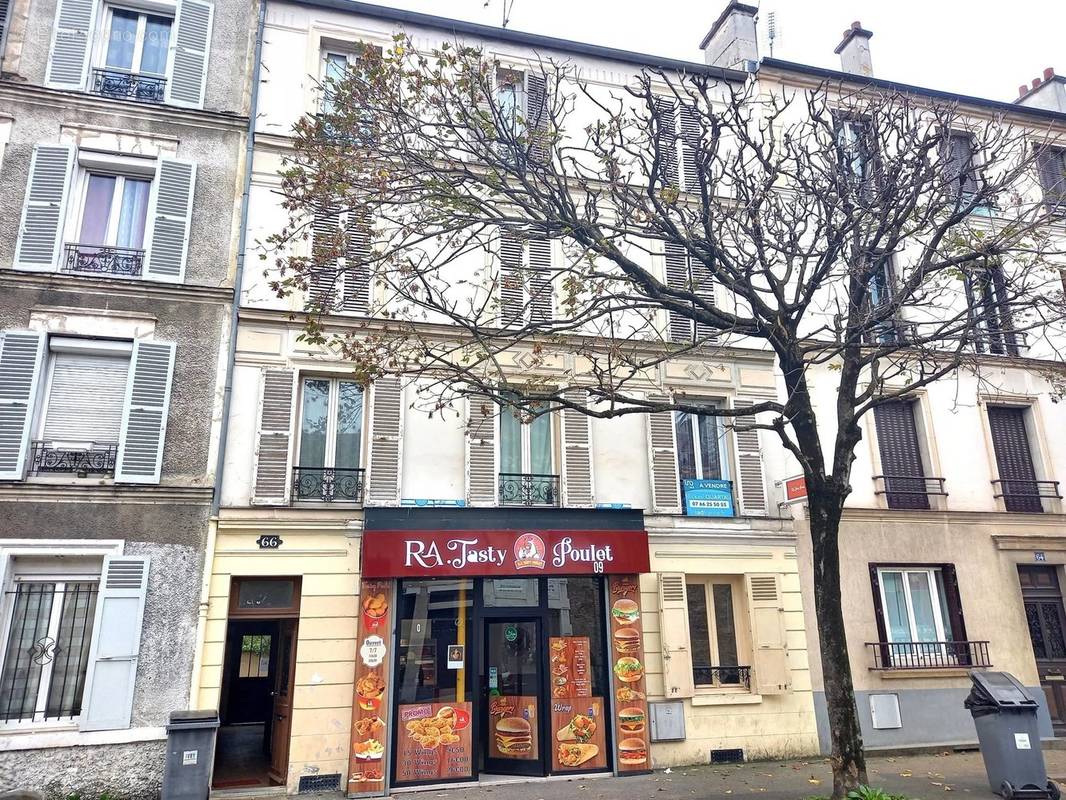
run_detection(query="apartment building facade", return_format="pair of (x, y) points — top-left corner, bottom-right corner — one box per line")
(192, 2), (822, 794)
(0, 0), (251, 790)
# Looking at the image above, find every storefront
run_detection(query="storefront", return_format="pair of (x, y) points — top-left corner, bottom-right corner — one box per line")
(348, 508), (651, 794)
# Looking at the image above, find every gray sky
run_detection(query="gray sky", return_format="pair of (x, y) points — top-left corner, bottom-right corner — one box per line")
(358, 0), (1066, 104)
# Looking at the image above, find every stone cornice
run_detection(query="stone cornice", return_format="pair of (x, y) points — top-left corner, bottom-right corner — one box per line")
(1, 269), (233, 305)
(836, 506), (1066, 529)
(0, 483), (213, 505)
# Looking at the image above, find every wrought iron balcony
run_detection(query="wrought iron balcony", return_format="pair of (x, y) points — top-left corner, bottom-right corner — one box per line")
(498, 472), (560, 506)
(873, 475), (948, 510)
(864, 319), (915, 346)
(63, 243), (144, 277)
(692, 664), (751, 689)
(291, 466), (365, 504)
(992, 479), (1062, 513)
(28, 441), (117, 478)
(90, 68), (166, 103)
(867, 640), (991, 670)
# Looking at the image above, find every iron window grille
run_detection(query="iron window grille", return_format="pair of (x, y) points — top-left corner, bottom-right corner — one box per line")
(291, 466), (365, 504)
(692, 664), (751, 689)
(90, 68), (166, 103)
(63, 243), (145, 278)
(28, 441), (118, 478)
(872, 475), (948, 506)
(497, 472), (560, 506)
(991, 479), (1061, 513)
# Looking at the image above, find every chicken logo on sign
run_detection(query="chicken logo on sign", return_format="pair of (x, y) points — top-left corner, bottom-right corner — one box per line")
(513, 532), (546, 570)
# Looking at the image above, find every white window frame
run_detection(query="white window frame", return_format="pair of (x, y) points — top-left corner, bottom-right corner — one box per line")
(686, 576), (747, 689)
(675, 405), (730, 481)
(94, 3), (175, 78)
(294, 376), (366, 470)
(495, 66), (528, 133)
(63, 153), (156, 257)
(876, 566), (953, 665)
(498, 408), (555, 476)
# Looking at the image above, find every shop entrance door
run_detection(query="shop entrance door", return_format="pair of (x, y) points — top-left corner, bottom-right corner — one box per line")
(482, 618), (546, 776)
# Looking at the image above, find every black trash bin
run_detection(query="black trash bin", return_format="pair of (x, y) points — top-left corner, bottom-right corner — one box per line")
(162, 710), (220, 800)
(965, 671), (1059, 800)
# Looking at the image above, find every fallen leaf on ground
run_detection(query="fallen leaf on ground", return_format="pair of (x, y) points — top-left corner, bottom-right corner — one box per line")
(900, 770), (913, 777)
(808, 778), (822, 785)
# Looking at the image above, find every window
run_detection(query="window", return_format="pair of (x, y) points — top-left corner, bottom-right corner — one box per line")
(294, 377), (365, 502)
(320, 45), (380, 121)
(498, 398), (557, 506)
(675, 408), (727, 481)
(496, 67), (527, 136)
(834, 115), (875, 186)
(942, 132), (979, 202)
(988, 405), (1050, 513)
(664, 242), (716, 344)
(863, 255), (903, 344)
(0, 558), (100, 723)
(92, 6), (172, 102)
(871, 565), (972, 668)
(685, 578), (747, 688)
(872, 399), (937, 510)
(1036, 144), (1066, 214)
(238, 635), (271, 678)
(964, 262), (1018, 356)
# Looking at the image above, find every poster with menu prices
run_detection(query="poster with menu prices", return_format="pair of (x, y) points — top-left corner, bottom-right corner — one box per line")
(551, 696), (609, 772)
(487, 695), (539, 760)
(607, 575), (650, 775)
(548, 636), (591, 698)
(396, 702), (473, 783)
(349, 579), (392, 793)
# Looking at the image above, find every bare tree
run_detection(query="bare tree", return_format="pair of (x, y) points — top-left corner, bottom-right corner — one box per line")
(264, 38), (1066, 797)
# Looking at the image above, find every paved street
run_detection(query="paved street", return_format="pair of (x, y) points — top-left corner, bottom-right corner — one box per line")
(398, 750), (1066, 799)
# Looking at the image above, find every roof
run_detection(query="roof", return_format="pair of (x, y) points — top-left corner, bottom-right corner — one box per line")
(760, 58), (1066, 125)
(285, 0), (748, 83)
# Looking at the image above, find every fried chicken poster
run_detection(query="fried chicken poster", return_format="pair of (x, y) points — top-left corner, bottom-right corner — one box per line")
(349, 579), (392, 793)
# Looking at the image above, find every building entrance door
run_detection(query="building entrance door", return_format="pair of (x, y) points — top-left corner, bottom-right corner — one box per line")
(1019, 565), (1066, 732)
(482, 618), (546, 776)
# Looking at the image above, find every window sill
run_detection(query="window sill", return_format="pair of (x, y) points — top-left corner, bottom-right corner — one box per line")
(874, 667), (973, 680)
(691, 690), (763, 706)
(0, 724), (166, 751)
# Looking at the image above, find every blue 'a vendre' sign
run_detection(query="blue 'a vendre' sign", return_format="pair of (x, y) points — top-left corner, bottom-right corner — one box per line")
(682, 479), (735, 517)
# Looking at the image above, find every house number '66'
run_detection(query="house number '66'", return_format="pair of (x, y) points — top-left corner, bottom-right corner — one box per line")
(256, 535), (283, 549)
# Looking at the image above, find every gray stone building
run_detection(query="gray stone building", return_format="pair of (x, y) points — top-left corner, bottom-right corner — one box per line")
(0, 0), (251, 790)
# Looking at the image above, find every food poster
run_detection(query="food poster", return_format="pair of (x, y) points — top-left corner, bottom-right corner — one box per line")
(349, 579), (392, 793)
(607, 575), (650, 774)
(396, 702), (473, 782)
(548, 636), (591, 698)
(551, 697), (608, 772)
(487, 694), (539, 760)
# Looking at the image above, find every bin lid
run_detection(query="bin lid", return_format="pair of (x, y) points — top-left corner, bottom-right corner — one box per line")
(968, 671), (1038, 709)
(168, 709), (221, 729)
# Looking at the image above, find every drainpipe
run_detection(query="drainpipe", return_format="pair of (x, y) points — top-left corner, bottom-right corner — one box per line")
(189, 0), (267, 706)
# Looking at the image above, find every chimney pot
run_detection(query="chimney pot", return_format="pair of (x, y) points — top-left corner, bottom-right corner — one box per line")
(1033, 78), (1042, 89)
(1044, 67), (1055, 81)
(1019, 84), (1029, 97)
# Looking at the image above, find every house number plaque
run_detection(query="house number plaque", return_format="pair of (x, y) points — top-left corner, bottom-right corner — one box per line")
(256, 535), (283, 549)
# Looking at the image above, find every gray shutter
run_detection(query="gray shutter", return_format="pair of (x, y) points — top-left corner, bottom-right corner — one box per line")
(732, 398), (767, 515)
(341, 210), (371, 313)
(13, 144), (75, 270)
(988, 405), (1042, 513)
(664, 242), (691, 343)
(499, 228), (524, 326)
(0, 0), (13, 63)
(79, 556), (150, 731)
(309, 205), (339, 310)
(44, 0), (94, 90)
(646, 395), (681, 513)
(654, 96), (678, 188)
(144, 159), (196, 283)
(872, 400), (928, 510)
(115, 341), (175, 484)
(691, 255), (717, 342)
(560, 389), (593, 507)
(166, 0), (213, 109)
(526, 72), (549, 163)
(42, 352), (128, 444)
(0, 331), (46, 480)
(527, 233), (553, 322)
(366, 375), (402, 505)
(252, 369), (294, 504)
(466, 397), (497, 506)
(1036, 147), (1065, 208)
(679, 101), (700, 191)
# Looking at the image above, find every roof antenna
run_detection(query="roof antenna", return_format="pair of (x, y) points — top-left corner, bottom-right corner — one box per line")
(767, 10), (777, 57)
(483, 0), (516, 27)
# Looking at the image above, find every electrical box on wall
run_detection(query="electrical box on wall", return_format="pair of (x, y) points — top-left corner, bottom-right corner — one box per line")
(649, 700), (686, 742)
(870, 693), (902, 729)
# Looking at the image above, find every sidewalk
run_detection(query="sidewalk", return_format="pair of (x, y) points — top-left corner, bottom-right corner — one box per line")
(399, 750), (1066, 799)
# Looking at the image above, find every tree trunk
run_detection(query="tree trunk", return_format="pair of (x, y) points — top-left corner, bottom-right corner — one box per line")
(809, 486), (868, 798)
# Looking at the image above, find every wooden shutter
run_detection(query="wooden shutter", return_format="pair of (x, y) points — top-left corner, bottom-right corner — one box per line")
(987, 405), (1042, 512)
(940, 564), (968, 641)
(309, 205), (339, 310)
(745, 574), (790, 695)
(13, 144), (74, 270)
(560, 389), (593, 507)
(0, 0), (12, 63)
(526, 72), (549, 163)
(942, 133), (976, 197)
(252, 369), (295, 504)
(653, 96), (678, 188)
(731, 398), (767, 515)
(166, 0), (214, 109)
(44, 0), (95, 90)
(659, 573), (694, 699)
(366, 375), (402, 505)
(664, 242), (691, 343)
(498, 228), (524, 326)
(144, 159), (196, 283)
(115, 341), (175, 484)
(1036, 146), (1065, 207)
(80, 556), (150, 731)
(466, 397), (497, 506)
(527, 233), (553, 322)
(646, 395), (681, 513)
(0, 331), (46, 479)
(341, 210), (372, 313)
(872, 400), (928, 510)
(678, 102), (700, 191)
(691, 256), (716, 342)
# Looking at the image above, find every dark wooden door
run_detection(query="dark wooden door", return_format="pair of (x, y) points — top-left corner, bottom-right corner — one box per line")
(268, 619), (299, 785)
(1019, 566), (1066, 731)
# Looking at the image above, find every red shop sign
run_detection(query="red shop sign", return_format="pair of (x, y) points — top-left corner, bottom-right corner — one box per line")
(361, 529), (650, 578)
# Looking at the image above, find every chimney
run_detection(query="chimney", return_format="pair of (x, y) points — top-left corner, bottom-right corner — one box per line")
(700, 1), (759, 70)
(834, 21), (873, 77)
(1015, 66), (1066, 112)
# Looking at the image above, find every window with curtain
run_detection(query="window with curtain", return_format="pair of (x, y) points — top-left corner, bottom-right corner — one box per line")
(294, 377), (365, 501)
(495, 68), (527, 136)
(499, 404), (553, 476)
(685, 578), (747, 688)
(674, 408), (726, 481)
(834, 115), (875, 185)
(873, 565), (965, 667)
(76, 172), (152, 253)
(102, 7), (172, 75)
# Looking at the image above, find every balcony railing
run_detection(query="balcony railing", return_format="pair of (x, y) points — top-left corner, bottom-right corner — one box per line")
(90, 68), (166, 103)
(867, 640), (991, 670)
(692, 664), (751, 689)
(28, 441), (117, 477)
(291, 466), (365, 504)
(992, 479), (1062, 513)
(873, 475), (948, 510)
(63, 243), (144, 277)
(498, 473), (560, 506)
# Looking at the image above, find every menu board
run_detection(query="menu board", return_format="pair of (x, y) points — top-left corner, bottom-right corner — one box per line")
(349, 579), (392, 793)
(549, 636), (591, 698)
(396, 702), (473, 783)
(607, 575), (650, 775)
(487, 695), (539, 760)
(550, 697), (609, 772)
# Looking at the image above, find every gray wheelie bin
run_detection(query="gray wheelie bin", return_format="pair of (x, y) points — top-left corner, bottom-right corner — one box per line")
(965, 671), (1060, 800)
(162, 710), (220, 800)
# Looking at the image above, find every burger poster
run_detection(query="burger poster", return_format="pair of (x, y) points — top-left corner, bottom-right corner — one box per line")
(396, 702), (473, 782)
(488, 695), (539, 760)
(550, 697), (608, 772)
(608, 575), (651, 774)
(349, 579), (392, 793)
